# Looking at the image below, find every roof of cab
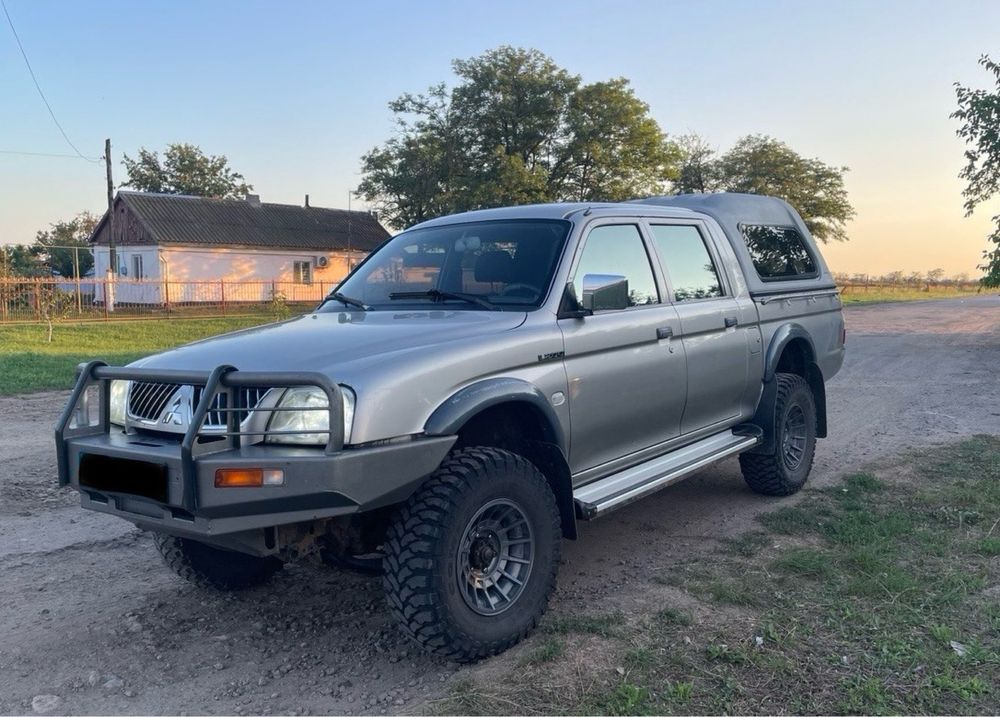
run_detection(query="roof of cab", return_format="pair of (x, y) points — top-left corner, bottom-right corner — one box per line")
(408, 201), (701, 229)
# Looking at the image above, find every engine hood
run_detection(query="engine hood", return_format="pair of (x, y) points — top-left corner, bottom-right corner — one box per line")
(133, 309), (528, 375)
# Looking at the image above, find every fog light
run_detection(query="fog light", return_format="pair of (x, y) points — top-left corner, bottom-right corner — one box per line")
(214, 468), (284, 487)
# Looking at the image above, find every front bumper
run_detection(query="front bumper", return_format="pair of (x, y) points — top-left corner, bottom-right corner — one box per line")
(55, 362), (455, 537)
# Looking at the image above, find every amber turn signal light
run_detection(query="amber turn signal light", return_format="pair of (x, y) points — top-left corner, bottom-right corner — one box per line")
(214, 468), (284, 487)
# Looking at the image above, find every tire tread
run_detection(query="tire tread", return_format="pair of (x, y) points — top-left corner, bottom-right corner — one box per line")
(382, 447), (561, 663)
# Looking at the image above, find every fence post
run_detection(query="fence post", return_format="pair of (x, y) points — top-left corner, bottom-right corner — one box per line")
(164, 279), (171, 315)
(221, 280), (227, 315)
(0, 280), (7, 323)
(103, 277), (109, 320)
(34, 279), (42, 321)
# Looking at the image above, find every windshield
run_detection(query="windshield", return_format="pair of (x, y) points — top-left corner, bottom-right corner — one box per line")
(323, 219), (570, 311)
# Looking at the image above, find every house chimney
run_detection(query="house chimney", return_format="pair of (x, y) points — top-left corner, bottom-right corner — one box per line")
(245, 194), (261, 207)
(304, 194), (310, 208)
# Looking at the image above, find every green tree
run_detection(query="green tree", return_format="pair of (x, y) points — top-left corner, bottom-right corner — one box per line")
(714, 135), (855, 242)
(557, 78), (679, 201)
(673, 133), (721, 194)
(33, 211), (98, 278)
(357, 85), (465, 228)
(451, 47), (578, 182)
(121, 143), (253, 199)
(952, 55), (1000, 287)
(357, 46), (679, 227)
(1, 244), (45, 277)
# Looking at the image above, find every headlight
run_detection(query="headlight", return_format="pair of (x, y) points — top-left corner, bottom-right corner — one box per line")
(266, 386), (355, 446)
(109, 380), (129, 427)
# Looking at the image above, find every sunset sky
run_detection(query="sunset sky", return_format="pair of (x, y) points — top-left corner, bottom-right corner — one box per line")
(2, 0), (998, 277)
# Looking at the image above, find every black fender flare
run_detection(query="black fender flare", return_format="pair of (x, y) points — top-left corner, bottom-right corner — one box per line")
(424, 378), (576, 539)
(763, 323), (816, 382)
(750, 324), (827, 453)
(424, 377), (567, 454)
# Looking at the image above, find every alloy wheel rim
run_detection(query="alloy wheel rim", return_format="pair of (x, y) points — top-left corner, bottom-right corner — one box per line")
(781, 404), (808, 470)
(457, 498), (534, 616)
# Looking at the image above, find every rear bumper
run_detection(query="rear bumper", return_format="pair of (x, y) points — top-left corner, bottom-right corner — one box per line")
(55, 362), (455, 537)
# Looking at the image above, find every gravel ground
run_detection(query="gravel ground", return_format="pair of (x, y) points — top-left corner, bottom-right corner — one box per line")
(1, 295), (998, 715)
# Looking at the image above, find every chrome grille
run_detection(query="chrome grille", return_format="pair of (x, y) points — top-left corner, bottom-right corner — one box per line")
(128, 382), (182, 421)
(194, 386), (271, 428)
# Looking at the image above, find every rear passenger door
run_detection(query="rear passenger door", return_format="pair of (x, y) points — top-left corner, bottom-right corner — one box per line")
(647, 222), (751, 434)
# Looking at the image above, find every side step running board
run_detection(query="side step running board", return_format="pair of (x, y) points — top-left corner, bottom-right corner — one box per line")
(573, 431), (759, 519)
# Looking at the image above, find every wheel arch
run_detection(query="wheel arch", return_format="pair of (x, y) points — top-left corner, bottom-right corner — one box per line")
(750, 324), (828, 453)
(424, 379), (576, 539)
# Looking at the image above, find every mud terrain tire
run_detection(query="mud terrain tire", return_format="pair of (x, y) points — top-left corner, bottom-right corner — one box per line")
(740, 372), (817, 496)
(153, 533), (283, 590)
(383, 447), (561, 663)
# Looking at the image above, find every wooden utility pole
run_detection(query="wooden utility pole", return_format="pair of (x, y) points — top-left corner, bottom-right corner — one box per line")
(105, 138), (116, 274)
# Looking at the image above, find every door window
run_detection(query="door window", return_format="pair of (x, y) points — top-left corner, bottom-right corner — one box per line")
(650, 225), (724, 301)
(573, 224), (658, 308)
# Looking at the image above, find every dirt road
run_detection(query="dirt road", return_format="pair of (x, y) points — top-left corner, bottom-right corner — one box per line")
(1, 296), (998, 715)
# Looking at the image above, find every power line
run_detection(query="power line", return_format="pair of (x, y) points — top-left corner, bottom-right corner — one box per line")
(0, 148), (103, 160)
(1, 0), (102, 164)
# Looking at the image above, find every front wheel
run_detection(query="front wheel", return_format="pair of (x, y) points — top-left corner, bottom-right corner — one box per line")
(153, 533), (283, 590)
(739, 372), (817, 496)
(382, 447), (561, 663)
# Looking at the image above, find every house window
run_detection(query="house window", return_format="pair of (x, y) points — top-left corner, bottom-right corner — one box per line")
(131, 255), (144, 281)
(293, 260), (312, 285)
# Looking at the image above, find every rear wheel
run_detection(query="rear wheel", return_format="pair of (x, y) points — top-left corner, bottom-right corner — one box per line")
(153, 533), (283, 590)
(740, 373), (817, 496)
(382, 447), (561, 662)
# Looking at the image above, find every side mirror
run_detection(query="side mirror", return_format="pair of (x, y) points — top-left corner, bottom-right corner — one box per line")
(582, 274), (629, 312)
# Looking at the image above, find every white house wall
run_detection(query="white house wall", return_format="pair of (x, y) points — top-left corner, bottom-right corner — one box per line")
(93, 246), (161, 303)
(94, 245), (363, 304)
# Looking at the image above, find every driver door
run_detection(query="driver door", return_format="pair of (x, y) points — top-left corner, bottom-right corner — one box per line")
(558, 221), (686, 476)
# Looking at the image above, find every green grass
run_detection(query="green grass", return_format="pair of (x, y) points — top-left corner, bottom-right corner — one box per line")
(435, 436), (1000, 715)
(542, 611), (625, 638)
(839, 285), (985, 305)
(0, 317), (275, 395)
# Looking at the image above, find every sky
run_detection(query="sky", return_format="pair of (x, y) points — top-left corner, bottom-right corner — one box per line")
(1, 0), (998, 277)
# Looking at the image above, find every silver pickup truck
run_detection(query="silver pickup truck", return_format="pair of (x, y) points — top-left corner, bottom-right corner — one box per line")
(56, 193), (844, 662)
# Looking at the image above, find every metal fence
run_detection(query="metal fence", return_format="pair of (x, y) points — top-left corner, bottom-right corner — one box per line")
(0, 277), (336, 323)
(837, 280), (983, 295)
(0, 276), (987, 324)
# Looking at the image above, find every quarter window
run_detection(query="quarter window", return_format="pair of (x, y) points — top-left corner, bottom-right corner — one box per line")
(573, 225), (658, 308)
(650, 225), (723, 301)
(740, 225), (817, 280)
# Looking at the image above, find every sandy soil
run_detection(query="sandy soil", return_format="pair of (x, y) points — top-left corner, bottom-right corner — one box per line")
(1, 295), (998, 715)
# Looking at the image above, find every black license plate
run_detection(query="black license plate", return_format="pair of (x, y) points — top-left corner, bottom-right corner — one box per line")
(79, 453), (169, 503)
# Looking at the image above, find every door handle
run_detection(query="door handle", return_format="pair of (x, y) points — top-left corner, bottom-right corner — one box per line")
(724, 316), (738, 328)
(656, 326), (674, 340)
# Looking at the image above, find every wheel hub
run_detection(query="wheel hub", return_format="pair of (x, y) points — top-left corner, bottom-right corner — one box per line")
(469, 532), (500, 570)
(457, 498), (534, 616)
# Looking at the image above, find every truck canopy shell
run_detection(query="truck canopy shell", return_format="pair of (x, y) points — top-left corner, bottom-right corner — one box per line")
(632, 193), (836, 297)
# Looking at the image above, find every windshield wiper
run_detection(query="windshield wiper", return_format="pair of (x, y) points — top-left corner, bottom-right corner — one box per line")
(389, 289), (500, 311)
(326, 291), (368, 310)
